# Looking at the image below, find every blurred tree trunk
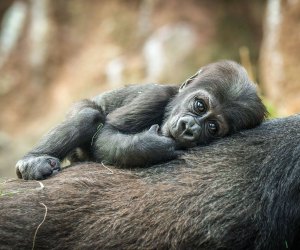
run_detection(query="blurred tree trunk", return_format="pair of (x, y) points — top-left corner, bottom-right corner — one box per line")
(260, 0), (300, 116)
(28, 0), (52, 85)
(0, 1), (27, 69)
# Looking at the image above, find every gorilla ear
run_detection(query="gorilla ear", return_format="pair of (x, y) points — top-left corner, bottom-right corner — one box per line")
(179, 69), (202, 92)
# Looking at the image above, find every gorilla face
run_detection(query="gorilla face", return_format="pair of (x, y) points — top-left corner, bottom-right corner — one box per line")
(161, 60), (266, 148)
(162, 89), (229, 148)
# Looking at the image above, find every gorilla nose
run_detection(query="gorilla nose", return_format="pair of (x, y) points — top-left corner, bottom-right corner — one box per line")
(177, 116), (201, 141)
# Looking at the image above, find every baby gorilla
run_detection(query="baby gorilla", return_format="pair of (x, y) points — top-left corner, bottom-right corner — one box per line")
(16, 60), (267, 180)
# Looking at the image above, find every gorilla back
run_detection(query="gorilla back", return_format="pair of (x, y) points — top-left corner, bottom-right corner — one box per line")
(1, 114), (300, 249)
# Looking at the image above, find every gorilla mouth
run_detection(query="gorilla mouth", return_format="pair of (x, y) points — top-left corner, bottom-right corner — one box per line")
(168, 120), (198, 148)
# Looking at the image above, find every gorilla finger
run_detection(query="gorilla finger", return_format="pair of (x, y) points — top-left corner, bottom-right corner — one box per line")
(46, 158), (61, 171)
(39, 165), (54, 179)
(149, 124), (160, 134)
(16, 167), (23, 179)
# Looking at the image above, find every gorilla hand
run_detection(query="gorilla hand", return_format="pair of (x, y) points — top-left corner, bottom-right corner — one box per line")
(16, 156), (61, 180)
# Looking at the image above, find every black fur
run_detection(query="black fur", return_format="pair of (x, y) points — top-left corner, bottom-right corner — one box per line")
(16, 60), (266, 179)
(1, 115), (300, 249)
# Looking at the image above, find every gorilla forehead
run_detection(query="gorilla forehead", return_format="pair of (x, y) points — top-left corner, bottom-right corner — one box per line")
(189, 60), (251, 97)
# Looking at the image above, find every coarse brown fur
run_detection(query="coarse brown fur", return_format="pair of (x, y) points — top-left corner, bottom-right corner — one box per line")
(1, 114), (300, 250)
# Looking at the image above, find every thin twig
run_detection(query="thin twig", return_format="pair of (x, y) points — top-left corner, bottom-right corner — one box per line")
(36, 181), (45, 191)
(101, 161), (114, 174)
(91, 123), (103, 146)
(32, 202), (48, 250)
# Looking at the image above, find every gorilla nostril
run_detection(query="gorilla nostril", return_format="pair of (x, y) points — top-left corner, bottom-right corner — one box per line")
(180, 121), (187, 131)
(184, 129), (194, 138)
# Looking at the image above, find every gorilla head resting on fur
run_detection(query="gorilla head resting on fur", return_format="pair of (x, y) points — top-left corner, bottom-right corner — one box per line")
(16, 60), (267, 180)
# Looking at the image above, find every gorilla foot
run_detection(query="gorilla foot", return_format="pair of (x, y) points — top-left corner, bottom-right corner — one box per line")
(16, 156), (61, 180)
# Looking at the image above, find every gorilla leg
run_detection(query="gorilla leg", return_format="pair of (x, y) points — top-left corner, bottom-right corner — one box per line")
(16, 100), (105, 180)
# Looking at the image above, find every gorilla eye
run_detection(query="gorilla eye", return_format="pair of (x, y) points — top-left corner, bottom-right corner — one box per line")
(207, 121), (219, 135)
(193, 99), (206, 114)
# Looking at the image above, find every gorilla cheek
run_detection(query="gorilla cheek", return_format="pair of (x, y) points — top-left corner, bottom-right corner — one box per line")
(161, 115), (179, 138)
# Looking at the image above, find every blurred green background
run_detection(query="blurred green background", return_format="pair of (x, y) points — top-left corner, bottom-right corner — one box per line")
(0, 0), (299, 177)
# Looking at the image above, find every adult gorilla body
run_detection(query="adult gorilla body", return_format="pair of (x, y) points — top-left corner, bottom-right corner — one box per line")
(1, 115), (300, 249)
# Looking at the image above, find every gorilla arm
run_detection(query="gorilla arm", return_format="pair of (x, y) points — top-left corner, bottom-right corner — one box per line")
(16, 102), (105, 180)
(92, 85), (179, 167)
(15, 83), (178, 179)
(93, 124), (177, 167)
